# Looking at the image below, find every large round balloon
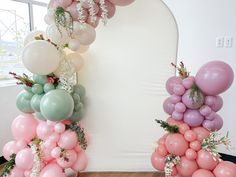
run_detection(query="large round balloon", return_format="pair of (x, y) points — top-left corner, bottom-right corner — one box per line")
(22, 40), (60, 75)
(214, 161), (236, 177)
(193, 169), (215, 177)
(73, 24), (96, 45)
(39, 163), (65, 177)
(195, 61), (234, 95)
(40, 89), (74, 121)
(24, 30), (45, 46)
(196, 150), (218, 170)
(109, 0), (135, 6)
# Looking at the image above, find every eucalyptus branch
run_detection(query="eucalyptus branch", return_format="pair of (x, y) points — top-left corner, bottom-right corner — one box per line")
(155, 119), (179, 133)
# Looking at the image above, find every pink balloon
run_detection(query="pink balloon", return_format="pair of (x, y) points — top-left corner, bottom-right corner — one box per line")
(41, 143), (54, 162)
(175, 102), (187, 113)
(192, 127), (210, 142)
(75, 143), (83, 153)
(199, 105), (212, 117)
(212, 114), (223, 131)
(185, 148), (197, 160)
(48, 132), (60, 142)
(202, 120), (215, 130)
(9, 167), (24, 177)
(11, 114), (38, 142)
(15, 148), (34, 170)
(151, 151), (165, 171)
(108, 0), (134, 6)
(43, 140), (56, 149)
(86, 16), (100, 28)
(58, 130), (78, 149)
(54, 122), (66, 133)
(172, 111), (184, 121)
(166, 76), (182, 95)
(101, 0), (116, 19)
(177, 156), (198, 177)
(156, 144), (168, 157)
(179, 123), (190, 135)
(173, 84), (186, 96)
(182, 76), (195, 89)
(39, 163), (65, 177)
(182, 89), (204, 109)
(214, 161), (236, 177)
(3, 141), (18, 160)
(51, 147), (62, 158)
(56, 0), (72, 8)
(184, 130), (197, 142)
(193, 169), (215, 177)
(184, 109), (204, 127)
(190, 140), (201, 151)
(165, 133), (188, 156)
(167, 117), (183, 126)
(195, 60), (234, 95)
(36, 121), (54, 140)
(163, 98), (175, 115)
(211, 96), (223, 112)
(169, 95), (182, 104)
(197, 150), (219, 170)
(57, 149), (77, 168)
(66, 2), (88, 21)
(205, 111), (217, 121)
(16, 140), (28, 150)
(24, 170), (31, 177)
(72, 151), (88, 172)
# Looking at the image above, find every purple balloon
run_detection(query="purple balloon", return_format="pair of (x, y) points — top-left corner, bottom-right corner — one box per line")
(172, 111), (184, 120)
(173, 84), (186, 96)
(211, 96), (223, 112)
(175, 102), (186, 113)
(212, 114), (223, 131)
(163, 98), (175, 115)
(202, 120), (215, 130)
(199, 105), (212, 116)
(182, 89), (204, 109)
(205, 96), (216, 107)
(169, 95), (181, 104)
(165, 76), (182, 95)
(182, 76), (195, 89)
(205, 111), (216, 120)
(195, 61), (234, 95)
(184, 109), (204, 127)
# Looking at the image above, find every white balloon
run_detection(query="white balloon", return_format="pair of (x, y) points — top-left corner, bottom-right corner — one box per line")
(76, 45), (89, 54)
(68, 39), (80, 51)
(66, 53), (84, 71)
(73, 24), (96, 45)
(24, 30), (45, 46)
(46, 24), (70, 46)
(44, 14), (54, 25)
(72, 21), (84, 35)
(22, 40), (60, 75)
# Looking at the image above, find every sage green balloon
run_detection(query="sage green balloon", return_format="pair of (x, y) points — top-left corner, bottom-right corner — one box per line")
(35, 112), (46, 120)
(74, 102), (83, 112)
(23, 85), (32, 92)
(72, 93), (81, 104)
(32, 84), (44, 94)
(30, 94), (43, 112)
(44, 83), (55, 93)
(73, 84), (86, 99)
(69, 111), (83, 122)
(33, 75), (48, 85)
(40, 89), (74, 121)
(16, 90), (34, 113)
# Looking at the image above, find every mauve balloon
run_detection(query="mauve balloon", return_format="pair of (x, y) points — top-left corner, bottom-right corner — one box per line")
(184, 109), (204, 127)
(195, 61), (234, 95)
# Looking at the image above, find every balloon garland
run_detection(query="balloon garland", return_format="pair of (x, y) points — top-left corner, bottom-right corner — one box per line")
(1, 0), (134, 176)
(151, 61), (236, 177)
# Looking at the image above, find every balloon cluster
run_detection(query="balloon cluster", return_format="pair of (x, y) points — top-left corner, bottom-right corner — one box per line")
(2, 114), (88, 177)
(151, 61), (236, 177)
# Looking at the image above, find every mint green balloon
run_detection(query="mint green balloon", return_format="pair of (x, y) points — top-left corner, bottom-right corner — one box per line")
(72, 93), (81, 103)
(44, 83), (55, 93)
(30, 94), (43, 112)
(56, 83), (64, 90)
(74, 102), (83, 112)
(33, 75), (48, 85)
(40, 89), (74, 121)
(73, 84), (86, 99)
(32, 84), (44, 94)
(35, 112), (46, 120)
(69, 111), (83, 122)
(16, 90), (34, 113)
(23, 85), (32, 92)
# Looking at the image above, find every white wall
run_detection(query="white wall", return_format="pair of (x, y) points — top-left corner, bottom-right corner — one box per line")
(164, 0), (236, 156)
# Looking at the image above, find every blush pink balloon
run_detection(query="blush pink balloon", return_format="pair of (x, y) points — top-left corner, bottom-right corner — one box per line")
(15, 148), (34, 170)
(108, 0), (134, 6)
(197, 150), (219, 170)
(16, 140), (28, 150)
(184, 109), (204, 127)
(167, 117), (183, 126)
(214, 161), (236, 177)
(166, 76), (182, 95)
(156, 144), (168, 157)
(66, 2), (88, 21)
(56, 0), (72, 8)
(173, 84), (186, 96)
(182, 89), (204, 109)
(51, 147), (62, 158)
(185, 148), (197, 160)
(36, 121), (54, 140)
(192, 127), (210, 142)
(86, 16), (100, 28)
(182, 76), (195, 89)
(58, 130), (78, 149)
(177, 156), (198, 177)
(212, 114), (223, 131)
(193, 169), (215, 177)
(100, 0), (116, 19)
(48, 132), (60, 142)
(184, 130), (197, 142)
(54, 122), (66, 133)
(57, 149), (77, 168)
(211, 96), (223, 112)
(72, 151), (88, 172)
(3, 141), (18, 160)
(151, 151), (165, 171)
(199, 105), (212, 117)
(11, 114), (38, 142)
(165, 133), (188, 156)
(9, 167), (24, 177)
(205, 111), (216, 121)
(195, 60), (234, 95)
(163, 98), (175, 115)
(39, 163), (65, 177)
(179, 123), (190, 135)
(41, 143), (54, 162)
(190, 140), (201, 151)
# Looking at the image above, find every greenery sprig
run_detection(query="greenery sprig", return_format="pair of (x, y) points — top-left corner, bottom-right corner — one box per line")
(155, 119), (179, 133)
(171, 61), (190, 79)
(66, 122), (88, 150)
(9, 72), (34, 87)
(0, 154), (16, 177)
(202, 131), (231, 161)
(190, 84), (203, 105)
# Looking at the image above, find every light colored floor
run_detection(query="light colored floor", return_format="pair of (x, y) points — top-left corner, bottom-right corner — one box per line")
(78, 173), (164, 177)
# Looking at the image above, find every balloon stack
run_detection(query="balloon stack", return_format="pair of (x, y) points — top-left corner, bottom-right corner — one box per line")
(151, 61), (236, 177)
(1, 0), (134, 177)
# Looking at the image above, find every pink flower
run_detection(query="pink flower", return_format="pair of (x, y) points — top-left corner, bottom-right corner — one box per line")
(47, 77), (55, 84)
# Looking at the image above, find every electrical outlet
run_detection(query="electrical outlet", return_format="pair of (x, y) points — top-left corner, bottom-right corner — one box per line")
(216, 37), (224, 47)
(224, 36), (233, 48)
